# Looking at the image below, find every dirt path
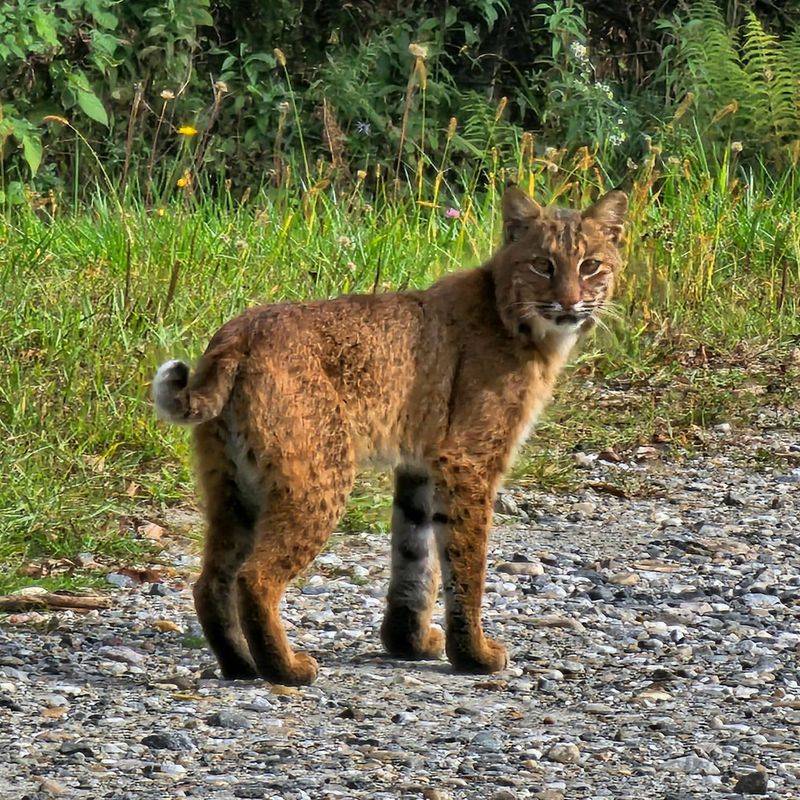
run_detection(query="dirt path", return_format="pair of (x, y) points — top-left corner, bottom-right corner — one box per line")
(2, 417), (799, 799)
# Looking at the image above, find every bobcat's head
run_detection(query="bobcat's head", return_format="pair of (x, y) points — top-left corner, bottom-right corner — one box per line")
(492, 185), (627, 343)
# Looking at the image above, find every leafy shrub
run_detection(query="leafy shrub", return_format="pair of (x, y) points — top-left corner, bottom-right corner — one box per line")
(660, 0), (800, 160)
(0, 0), (797, 199)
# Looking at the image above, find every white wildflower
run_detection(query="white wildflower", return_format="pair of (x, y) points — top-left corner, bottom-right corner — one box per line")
(597, 82), (613, 100)
(569, 42), (589, 62)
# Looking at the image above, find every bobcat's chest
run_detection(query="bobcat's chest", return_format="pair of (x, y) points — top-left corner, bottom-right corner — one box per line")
(508, 351), (570, 460)
(510, 395), (548, 458)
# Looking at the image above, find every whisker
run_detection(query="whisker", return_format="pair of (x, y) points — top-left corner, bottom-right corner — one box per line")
(595, 303), (623, 322)
(509, 300), (555, 309)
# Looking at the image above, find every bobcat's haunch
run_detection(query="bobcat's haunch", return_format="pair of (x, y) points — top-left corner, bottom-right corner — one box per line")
(152, 185), (628, 684)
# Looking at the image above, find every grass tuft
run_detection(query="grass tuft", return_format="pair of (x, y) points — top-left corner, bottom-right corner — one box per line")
(1, 145), (798, 592)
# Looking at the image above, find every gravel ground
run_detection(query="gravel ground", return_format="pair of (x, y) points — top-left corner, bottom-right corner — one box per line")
(2, 416), (799, 800)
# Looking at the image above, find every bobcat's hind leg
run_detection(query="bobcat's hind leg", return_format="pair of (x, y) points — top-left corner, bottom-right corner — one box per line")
(380, 469), (444, 660)
(237, 452), (355, 686)
(193, 424), (258, 679)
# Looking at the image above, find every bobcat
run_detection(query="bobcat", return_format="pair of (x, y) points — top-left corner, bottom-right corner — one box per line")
(152, 185), (627, 685)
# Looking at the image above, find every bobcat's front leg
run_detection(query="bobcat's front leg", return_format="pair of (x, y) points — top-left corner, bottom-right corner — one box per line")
(433, 459), (508, 674)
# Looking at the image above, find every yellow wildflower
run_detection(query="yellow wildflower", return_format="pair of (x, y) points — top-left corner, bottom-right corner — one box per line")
(177, 170), (192, 188)
(177, 125), (198, 137)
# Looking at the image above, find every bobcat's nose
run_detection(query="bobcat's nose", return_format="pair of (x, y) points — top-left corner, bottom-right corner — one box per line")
(558, 297), (583, 313)
(554, 299), (586, 325)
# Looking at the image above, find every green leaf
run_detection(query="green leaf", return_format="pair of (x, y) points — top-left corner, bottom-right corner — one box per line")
(463, 21), (478, 47)
(22, 134), (42, 175)
(4, 181), (25, 205)
(77, 89), (108, 126)
(193, 9), (214, 26)
(33, 11), (59, 47)
(92, 10), (118, 29)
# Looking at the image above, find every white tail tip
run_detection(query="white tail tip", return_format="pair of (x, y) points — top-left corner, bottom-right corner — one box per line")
(152, 359), (190, 423)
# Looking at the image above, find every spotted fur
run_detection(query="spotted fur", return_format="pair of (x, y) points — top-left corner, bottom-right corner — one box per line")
(152, 186), (627, 684)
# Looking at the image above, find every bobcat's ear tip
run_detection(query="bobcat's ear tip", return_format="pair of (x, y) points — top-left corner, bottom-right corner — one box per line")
(609, 188), (629, 214)
(583, 188), (628, 222)
(501, 185), (541, 222)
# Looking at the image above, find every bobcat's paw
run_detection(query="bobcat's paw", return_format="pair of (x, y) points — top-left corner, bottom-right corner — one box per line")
(219, 660), (259, 681)
(419, 626), (445, 659)
(382, 617), (445, 660)
(264, 651), (318, 686)
(447, 636), (508, 674)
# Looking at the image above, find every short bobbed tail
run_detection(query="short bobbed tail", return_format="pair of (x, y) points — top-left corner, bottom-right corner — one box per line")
(152, 324), (244, 425)
(152, 359), (195, 424)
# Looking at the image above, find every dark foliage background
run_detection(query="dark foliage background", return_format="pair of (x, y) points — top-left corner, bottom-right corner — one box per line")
(1, 0), (799, 198)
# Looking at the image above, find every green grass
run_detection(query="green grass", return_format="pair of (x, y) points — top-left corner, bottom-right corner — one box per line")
(1, 144), (799, 593)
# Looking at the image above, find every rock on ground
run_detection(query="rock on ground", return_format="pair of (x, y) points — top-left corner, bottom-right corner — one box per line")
(2, 420), (799, 798)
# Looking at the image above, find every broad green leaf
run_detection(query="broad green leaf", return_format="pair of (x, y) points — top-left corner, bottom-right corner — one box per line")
(77, 89), (109, 126)
(193, 9), (214, 26)
(0, 118), (14, 143)
(22, 134), (42, 175)
(33, 11), (59, 46)
(92, 10), (118, 29)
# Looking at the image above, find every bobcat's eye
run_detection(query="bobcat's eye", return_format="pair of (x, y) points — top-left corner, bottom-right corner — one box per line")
(579, 258), (602, 278)
(530, 258), (555, 279)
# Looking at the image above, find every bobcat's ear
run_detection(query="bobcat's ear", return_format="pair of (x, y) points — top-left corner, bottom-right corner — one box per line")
(502, 185), (541, 244)
(582, 189), (628, 245)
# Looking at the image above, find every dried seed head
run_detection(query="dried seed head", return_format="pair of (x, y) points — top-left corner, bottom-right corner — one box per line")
(408, 43), (428, 60)
(273, 48), (287, 67)
(447, 117), (457, 138)
(495, 96), (508, 121)
(160, 90), (175, 101)
(731, 141), (743, 154)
